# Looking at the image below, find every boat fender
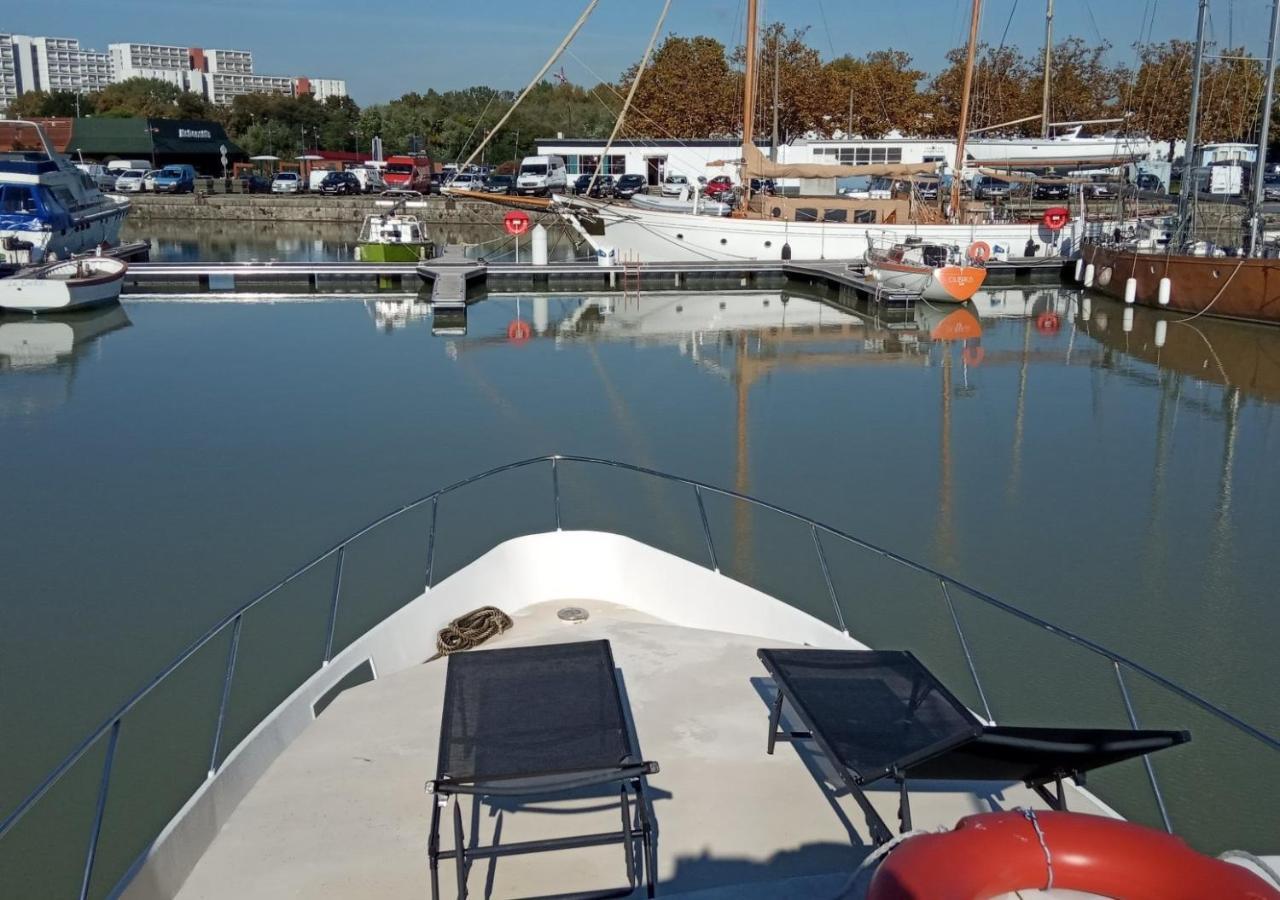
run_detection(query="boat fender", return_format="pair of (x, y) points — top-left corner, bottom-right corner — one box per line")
(781, 242), (792, 260)
(866, 810), (1280, 900)
(967, 241), (991, 262)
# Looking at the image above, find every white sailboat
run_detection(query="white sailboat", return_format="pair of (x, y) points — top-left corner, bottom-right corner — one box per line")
(552, 0), (1115, 262)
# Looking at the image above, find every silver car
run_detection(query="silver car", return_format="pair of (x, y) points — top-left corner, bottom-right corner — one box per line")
(113, 169), (147, 192)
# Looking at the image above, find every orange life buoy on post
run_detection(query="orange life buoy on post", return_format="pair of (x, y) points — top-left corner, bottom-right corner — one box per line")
(967, 240), (991, 263)
(507, 319), (532, 342)
(1036, 312), (1061, 334)
(867, 810), (1280, 900)
(1043, 206), (1070, 230)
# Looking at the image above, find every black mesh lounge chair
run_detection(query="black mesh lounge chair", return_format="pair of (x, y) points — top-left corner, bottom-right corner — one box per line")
(758, 648), (1190, 845)
(427, 639), (659, 899)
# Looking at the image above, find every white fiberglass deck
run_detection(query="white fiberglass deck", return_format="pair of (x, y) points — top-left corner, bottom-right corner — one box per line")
(168, 598), (1103, 899)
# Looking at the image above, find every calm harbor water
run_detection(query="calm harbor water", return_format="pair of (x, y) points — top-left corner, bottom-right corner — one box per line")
(2, 263), (1279, 891)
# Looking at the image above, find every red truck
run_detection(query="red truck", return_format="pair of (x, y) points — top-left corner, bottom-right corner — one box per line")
(383, 154), (434, 192)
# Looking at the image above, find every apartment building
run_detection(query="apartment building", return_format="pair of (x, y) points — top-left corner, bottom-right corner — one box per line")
(0, 35), (17, 112)
(5, 35), (347, 106)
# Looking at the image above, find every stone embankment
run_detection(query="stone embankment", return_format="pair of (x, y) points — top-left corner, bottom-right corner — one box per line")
(125, 194), (560, 227)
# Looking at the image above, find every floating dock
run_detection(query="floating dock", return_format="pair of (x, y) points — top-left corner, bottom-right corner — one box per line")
(117, 249), (1069, 302)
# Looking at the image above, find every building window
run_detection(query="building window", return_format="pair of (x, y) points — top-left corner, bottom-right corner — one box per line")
(822, 208), (848, 223)
(795, 207), (818, 222)
(854, 209), (877, 223)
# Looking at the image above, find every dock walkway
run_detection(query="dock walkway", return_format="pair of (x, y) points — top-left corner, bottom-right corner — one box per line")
(118, 248), (1067, 301)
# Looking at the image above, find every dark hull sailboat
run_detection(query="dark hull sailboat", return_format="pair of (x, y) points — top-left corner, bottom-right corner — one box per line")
(1081, 243), (1280, 326)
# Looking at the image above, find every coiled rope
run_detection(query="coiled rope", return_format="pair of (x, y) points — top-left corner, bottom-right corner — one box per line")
(427, 606), (513, 662)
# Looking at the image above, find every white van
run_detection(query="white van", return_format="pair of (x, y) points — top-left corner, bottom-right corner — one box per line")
(516, 155), (568, 196)
(347, 165), (388, 193)
(107, 159), (152, 173)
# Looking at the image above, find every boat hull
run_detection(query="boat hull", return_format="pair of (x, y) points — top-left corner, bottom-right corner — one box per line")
(1082, 243), (1280, 325)
(0, 258), (127, 312)
(356, 242), (433, 263)
(1, 197), (130, 266)
(559, 196), (1093, 263)
(868, 261), (987, 302)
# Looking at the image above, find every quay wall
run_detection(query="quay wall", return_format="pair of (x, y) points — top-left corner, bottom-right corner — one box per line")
(124, 194), (559, 227)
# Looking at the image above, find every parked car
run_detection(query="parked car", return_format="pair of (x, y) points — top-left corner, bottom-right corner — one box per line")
(141, 169), (162, 192)
(153, 164), (197, 194)
(913, 179), (940, 201)
(973, 176), (1013, 201)
(427, 172), (446, 195)
(76, 164), (118, 192)
(1086, 177), (1116, 199)
(614, 173), (648, 199)
(1135, 172), (1166, 194)
(748, 178), (777, 195)
(704, 175), (734, 199)
(661, 174), (691, 197)
(113, 169), (147, 192)
(482, 174), (515, 194)
(240, 172), (271, 193)
(1264, 174), (1280, 202)
(572, 174), (594, 195)
(318, 171), (362, 195)
(444, 172), (485, 192)
(1032, 182), (1069, 201)
(587, 174), (617, 198)
(271, 172), (301, 194)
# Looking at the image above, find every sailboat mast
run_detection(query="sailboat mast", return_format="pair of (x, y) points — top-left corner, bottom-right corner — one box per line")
(1248, 0), (1280, 254)
(743, 0), (759, 149)
(950, 0), (983, 217)
(1177, 0), (1209, 246)
(772, 42), (780, 159)
(1041, 0), (1054, 139)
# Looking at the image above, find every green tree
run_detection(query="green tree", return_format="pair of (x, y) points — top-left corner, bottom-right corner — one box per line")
(93, 77), (213, 118)
(827, 50), (928, 137)
(9, 90), (84, 117)
(622, 35), (739, 139)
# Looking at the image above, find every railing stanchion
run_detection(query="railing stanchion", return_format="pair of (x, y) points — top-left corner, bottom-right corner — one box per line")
(79, 719), (120, 900)
(552, 457), (563, 531)
(1114, 661), (1173, 833)
(694, 485), (718, 572)
(940, 580), (993, 724)
(323, 545), (346, 666)
(424, 495), (438, 589)
(208, 614), (243, 776)
(811, 526), (847, 634)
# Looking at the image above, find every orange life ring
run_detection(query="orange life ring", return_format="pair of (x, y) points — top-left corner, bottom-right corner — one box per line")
(867, 810), (1279, 900)
(1043, 206), (1070, 230)
(962, 345), (985, 366)
(967, 240), (991, 262)
(1036, 312), (1061, 334)
(506, 319), (532, 342)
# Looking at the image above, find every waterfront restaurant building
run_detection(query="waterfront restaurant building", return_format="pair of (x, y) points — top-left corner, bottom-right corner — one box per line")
(534, 136), (957, 192)
(7, 117), (245, 173)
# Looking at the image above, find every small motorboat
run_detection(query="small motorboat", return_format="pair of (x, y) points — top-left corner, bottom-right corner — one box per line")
(354, 199), (435, 263)
(0, 256), (127, 313)
(865, 235), (987, 302)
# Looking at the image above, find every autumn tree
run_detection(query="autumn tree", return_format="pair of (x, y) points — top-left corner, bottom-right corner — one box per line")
(926, 44), (1036, 136)
(1044, 38), (1126, 126)
(622, 35), (739, 139)
(731, 24), (831, 143)
(827, 50), (928, 136)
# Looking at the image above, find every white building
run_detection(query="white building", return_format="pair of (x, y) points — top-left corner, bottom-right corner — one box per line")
(303, 78), (348, 103)
(11, 35), (110, 95)
(0, 35), (17, 112)
(5, 35), (347, 106)
(533, 138), (751, 186)
(206, 72), (294, 105)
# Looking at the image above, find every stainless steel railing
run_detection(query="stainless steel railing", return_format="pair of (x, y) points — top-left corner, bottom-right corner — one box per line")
(2, 455), (1277, 899)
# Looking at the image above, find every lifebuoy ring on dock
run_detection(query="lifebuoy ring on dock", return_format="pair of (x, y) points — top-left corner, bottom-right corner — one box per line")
(1036, 312), (1061, 334)
(962, 345), (985, 366)
(507, 320), (532, 342)
(967, 241), (991, 263)
(867, 810), (1279, 900)
(1043, 206), (1070, 230)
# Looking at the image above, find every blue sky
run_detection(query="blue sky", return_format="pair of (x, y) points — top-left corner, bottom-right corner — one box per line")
(6, 0), (1278, 104)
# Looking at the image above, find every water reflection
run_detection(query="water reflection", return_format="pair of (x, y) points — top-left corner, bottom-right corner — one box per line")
(0, 306), (132, 414)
